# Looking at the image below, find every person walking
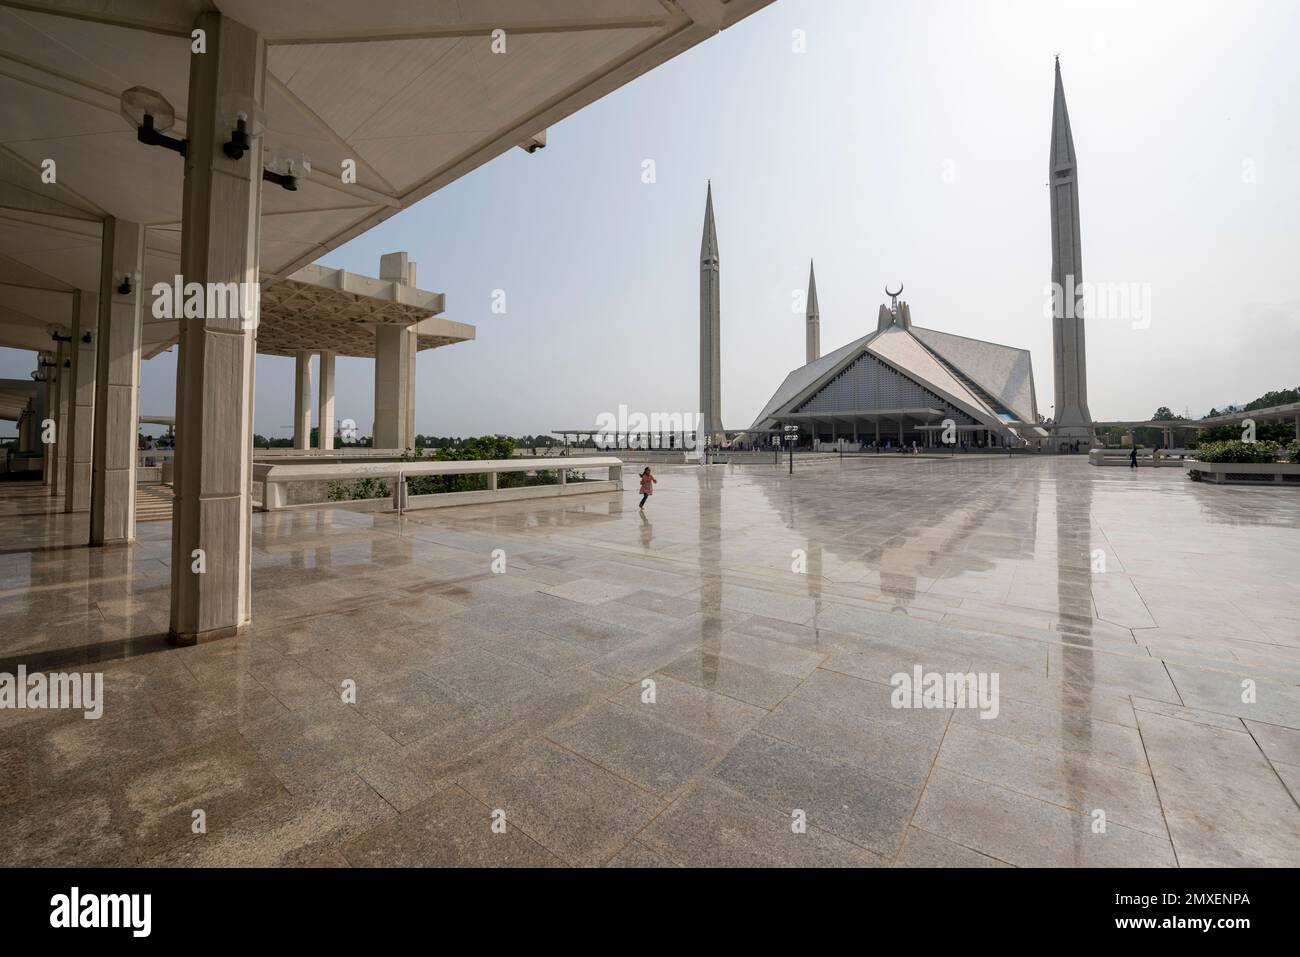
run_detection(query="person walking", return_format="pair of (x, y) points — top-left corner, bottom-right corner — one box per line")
(1129, 446), (1138, 469)
(638, 466), (657, 509)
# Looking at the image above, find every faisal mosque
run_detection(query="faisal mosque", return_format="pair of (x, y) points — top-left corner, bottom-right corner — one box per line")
(708, 59), (1091, 452)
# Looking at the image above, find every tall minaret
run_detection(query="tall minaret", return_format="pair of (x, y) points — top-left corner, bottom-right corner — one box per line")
(1049, 57), (1093, 439)
(699, 182), (722, 441)
(805, 260), (820, 364)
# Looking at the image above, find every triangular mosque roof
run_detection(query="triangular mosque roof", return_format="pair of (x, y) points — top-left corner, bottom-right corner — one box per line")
(745, 306), (1038, 437)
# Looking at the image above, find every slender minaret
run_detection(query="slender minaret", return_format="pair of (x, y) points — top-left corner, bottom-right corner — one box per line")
(1049, 57), (1093, 439)
(805, 259), (820, 364)
(699, 182), (722, 441)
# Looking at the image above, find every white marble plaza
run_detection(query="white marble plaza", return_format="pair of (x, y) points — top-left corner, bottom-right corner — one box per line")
(2, 455), (1297, 867)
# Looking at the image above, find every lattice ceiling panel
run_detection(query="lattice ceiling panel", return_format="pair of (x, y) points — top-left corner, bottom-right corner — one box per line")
(257, 277), (444, 357)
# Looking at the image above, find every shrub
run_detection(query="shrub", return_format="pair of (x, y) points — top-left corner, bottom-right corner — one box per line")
(323, 437), (600, 500)
(1193, 440), (1282, 464)
(326, 477), (390, 501)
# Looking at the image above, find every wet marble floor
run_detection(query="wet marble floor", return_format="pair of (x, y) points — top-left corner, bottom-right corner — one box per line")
(1, 455), (1298, 867)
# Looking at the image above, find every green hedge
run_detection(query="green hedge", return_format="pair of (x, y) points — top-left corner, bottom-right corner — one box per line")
(1194, 440), (1283, 464)
(326, 476), (390, 501)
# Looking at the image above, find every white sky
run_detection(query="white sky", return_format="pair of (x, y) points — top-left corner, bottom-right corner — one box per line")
(5, 0), (1297, 437)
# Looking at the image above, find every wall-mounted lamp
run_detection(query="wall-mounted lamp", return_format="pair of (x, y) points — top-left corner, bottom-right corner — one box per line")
(117, 275), (133, 296)
(122, 86), (301, 192)
(263, 147), (310, 192)
(120, 86), (186, 155)
(219, 95), (265, 160)
(47, 325), (72, 343)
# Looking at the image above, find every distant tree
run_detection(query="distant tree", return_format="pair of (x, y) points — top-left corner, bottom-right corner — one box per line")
(1151, 407), (1176, 421)
(1244, 387), (1300, 411)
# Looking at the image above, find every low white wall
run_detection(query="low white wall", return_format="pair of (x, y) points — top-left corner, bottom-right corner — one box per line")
(256, 456), (624, 512)
(296, 479), (622, 513)
(1187, 461), (1300, 486)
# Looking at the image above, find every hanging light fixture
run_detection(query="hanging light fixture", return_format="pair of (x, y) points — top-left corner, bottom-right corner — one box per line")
(120, 86), (301, 192)
(119, 86), (186, 155)
(263, 146), (311, 191)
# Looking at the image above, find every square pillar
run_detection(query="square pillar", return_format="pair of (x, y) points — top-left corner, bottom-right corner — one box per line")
(17, 405), (30, 451)
(90, 218), (144, 546)
(293, 350), (312, 449)
(40, 350), (56, 486)
(373, 324), (413, 450)
(318, 350), (335, 450)
(169, 12), (266, 644)
(64, 288), (99, 512)
(374, 251), (415, 450)
(52, 341), (70, 497)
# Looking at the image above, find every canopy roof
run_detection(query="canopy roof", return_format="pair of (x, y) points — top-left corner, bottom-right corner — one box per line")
(0, 0), (774, 342)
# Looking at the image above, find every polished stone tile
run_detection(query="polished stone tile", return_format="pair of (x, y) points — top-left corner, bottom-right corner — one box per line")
(148, 774), (396, 867)
(340, 785), (560, 867)
(603, 840), (678, 868)
(913, 769), (1176, 867)
(1245, 719), (1300, 767)
(607, 672), (765, 746)
(547, 700), (724, 795)
(1136, 710), (1300, 867)
(894, 826), (1011, 868)
(659, 648), (802, 709)
(637, 777), (880, 867)
(712, 731), (917, 857)
(759, 694), (940, 790)
(935, 724), (1166, 836)
(457, 739), (664, 866)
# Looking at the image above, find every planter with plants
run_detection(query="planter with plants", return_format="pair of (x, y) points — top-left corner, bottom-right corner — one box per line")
(1187, 441), (1300, 485)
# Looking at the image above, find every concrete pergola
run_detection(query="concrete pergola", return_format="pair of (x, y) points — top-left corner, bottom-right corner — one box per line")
(1194, 403), (1300, 439)
(142, 252), (475, 450)
(1093, 405), (1300, 446)
(0, 0), (773, 643)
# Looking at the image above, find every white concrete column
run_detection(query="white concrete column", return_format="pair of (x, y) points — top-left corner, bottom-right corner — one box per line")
(90, 218), (144, 545)
(40, 351), (56, 486)
(318, 350), (335, 450)
(406, 327), (417, 446)
(52, 341), (70, 497)
(405, 261), (418, 446)
(169, 12), (266, 644)
(64, 288), (99, 512)
(18, 402), (33, 450)
(293, 350), (312, 449)
(373, 325), (412, 449)
(374, 252), (415, 450)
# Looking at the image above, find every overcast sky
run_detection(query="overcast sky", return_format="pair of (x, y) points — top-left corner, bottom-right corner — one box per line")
(5, 0), (1298, 438)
